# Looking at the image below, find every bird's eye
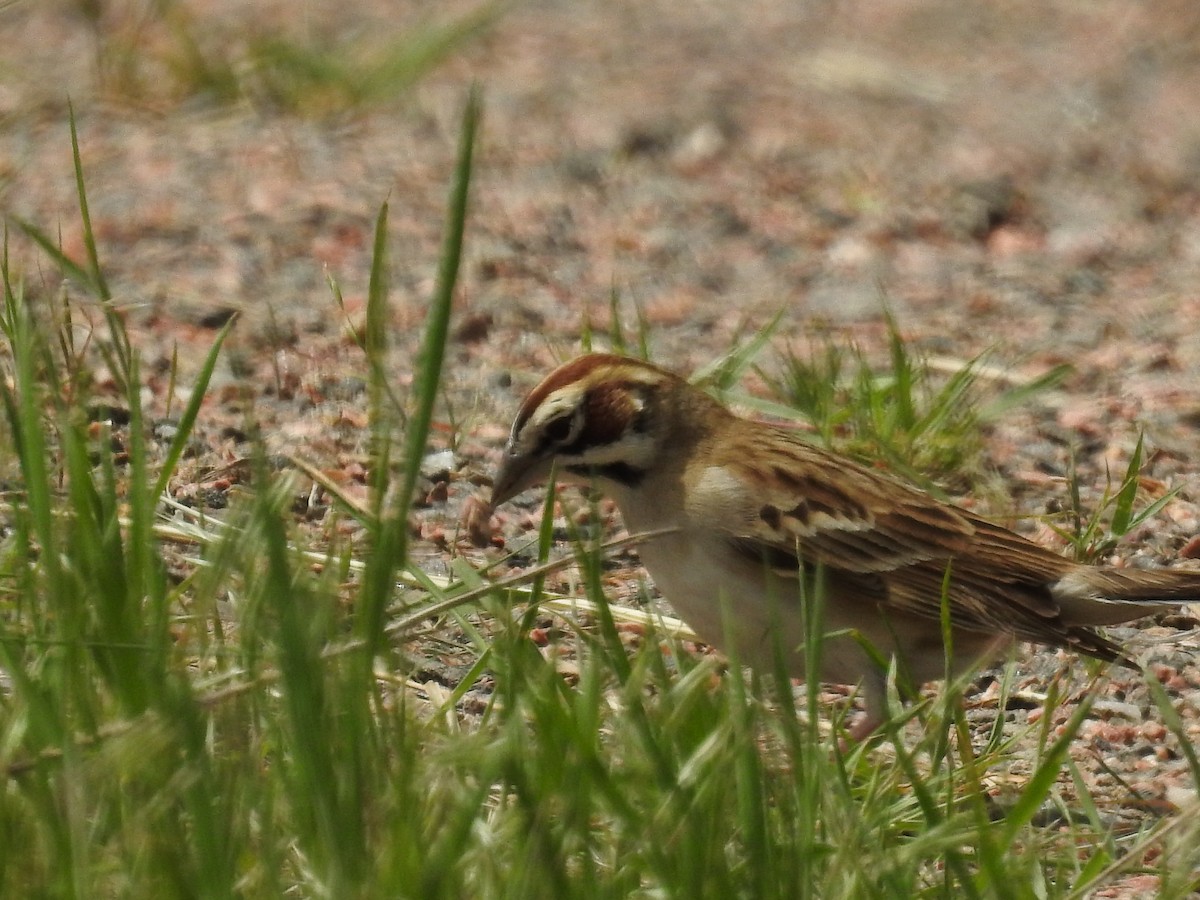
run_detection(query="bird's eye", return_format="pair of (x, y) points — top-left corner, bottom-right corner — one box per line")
(544, 415), (574, 443)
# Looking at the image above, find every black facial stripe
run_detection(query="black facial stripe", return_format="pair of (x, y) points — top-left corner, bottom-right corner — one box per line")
(532, 414), (576, 457)
(564, 462), (646, 489)
(557, 434), (601, 457)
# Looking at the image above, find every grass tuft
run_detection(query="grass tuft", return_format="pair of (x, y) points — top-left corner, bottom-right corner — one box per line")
(1052, 432), (1183, 563)
(756, 312), (1070, 492)
(65, 0), (501, 114)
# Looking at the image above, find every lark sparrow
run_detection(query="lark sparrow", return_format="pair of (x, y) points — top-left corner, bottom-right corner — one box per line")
(489, 353), (1200, 740)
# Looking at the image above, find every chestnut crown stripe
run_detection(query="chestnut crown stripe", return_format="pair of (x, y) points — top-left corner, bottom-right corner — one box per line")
(512, 353), (643, 436)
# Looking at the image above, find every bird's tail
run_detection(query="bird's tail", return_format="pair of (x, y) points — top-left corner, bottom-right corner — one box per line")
(1053, 566), (1200, 625)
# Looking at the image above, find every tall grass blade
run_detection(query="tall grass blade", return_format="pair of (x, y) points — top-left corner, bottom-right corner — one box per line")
(691, 306), (785, 392)
(12, 219), (100, 296)
(66, 104), (111, 304)
(1000, 686), (1096, 845)
(1109, 432), (1144, 537)
(364, 200), (396, 521)
(358, 86), (480, 663)
(152, 318), (236, 499)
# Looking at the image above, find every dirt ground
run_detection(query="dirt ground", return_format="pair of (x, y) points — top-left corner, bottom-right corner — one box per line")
(4, 0), (1200, 875)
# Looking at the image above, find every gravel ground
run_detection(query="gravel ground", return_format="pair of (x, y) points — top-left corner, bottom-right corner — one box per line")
(3, 0), (1200, 886)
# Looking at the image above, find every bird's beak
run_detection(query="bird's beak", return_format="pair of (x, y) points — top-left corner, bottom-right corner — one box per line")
(489, 449), (545, 508)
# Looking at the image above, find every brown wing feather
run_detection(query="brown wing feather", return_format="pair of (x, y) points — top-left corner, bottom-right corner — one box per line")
(721, 430), (978, 573)
(711, 426), (1100, 644)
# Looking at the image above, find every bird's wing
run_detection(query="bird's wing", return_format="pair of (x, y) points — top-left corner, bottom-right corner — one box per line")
(700, 433), (978, 574)
(698, 430), (1096, 643)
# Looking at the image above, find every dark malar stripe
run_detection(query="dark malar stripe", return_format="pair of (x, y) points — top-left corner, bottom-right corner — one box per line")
(557, 435), (593, 457)
(564, 462), (646, 489)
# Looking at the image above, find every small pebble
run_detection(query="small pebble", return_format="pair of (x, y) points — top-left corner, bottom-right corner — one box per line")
(421, 449), (458, 480)
(462, 494), (496, 548)
(1140, 721), (1167, 742)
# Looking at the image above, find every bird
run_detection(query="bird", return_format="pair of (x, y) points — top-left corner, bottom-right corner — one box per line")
(488, 352), (1200, 741)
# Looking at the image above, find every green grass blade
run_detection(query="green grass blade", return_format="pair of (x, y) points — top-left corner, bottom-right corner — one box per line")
(362, 200), (399, 528)
(884, 309), (916, 430)
(356, 86), (480, 663)
(1109, 432), (1144, 537)
(4, 296), (60, 595)
(12, 219), (101, 295)
(977, 363), (1072, 421)
(691, 306), (785, 392)
(364, 199), (393, 433)
(66, 105), (137, 392)
(397, 84), (479, 519)
(152, 317), (236, 500)
(1000, 685), (1096, 845)
(67, 103), (111, 304)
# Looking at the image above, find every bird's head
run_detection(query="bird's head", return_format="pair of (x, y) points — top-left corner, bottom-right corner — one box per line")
(490, 354), (680, 507)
